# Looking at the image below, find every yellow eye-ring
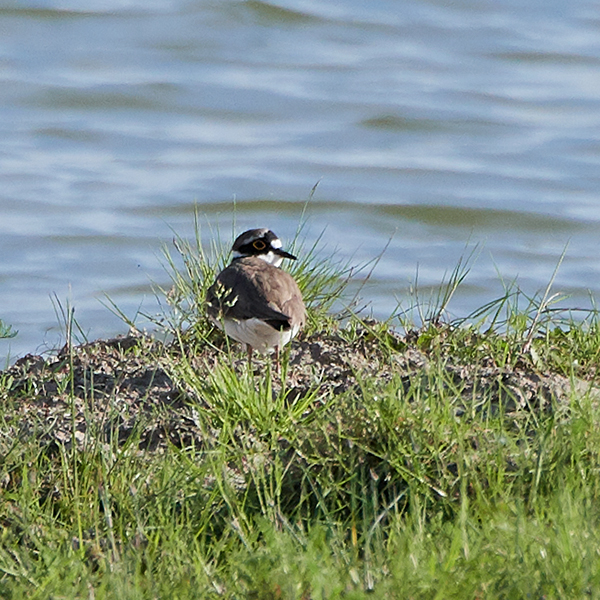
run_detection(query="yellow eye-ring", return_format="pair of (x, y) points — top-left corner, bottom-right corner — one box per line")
(253, 240), (266, 250)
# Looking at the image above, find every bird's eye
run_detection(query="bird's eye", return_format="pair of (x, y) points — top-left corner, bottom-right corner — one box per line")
(253, 240), (266, 250)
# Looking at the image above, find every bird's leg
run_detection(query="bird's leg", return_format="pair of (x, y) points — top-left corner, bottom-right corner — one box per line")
(245, 344), (256, 380)
(274, 346), (280, 375)
(275, 346), (289, 389)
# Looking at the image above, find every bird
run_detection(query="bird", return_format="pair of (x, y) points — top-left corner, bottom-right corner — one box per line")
(206, 228), (306, 365)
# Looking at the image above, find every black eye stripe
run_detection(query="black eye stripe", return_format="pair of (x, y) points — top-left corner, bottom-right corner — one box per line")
(253, 240), (266, 250)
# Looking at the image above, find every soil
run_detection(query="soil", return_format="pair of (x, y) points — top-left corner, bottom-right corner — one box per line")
(0, 322), (593, 453)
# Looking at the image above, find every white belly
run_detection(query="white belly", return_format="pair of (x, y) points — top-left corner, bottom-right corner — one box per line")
(211, 317), (299, 353)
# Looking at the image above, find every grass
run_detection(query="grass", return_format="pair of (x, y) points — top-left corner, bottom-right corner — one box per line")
(2, 226), (600, 598)
(0, 319), (16, 341)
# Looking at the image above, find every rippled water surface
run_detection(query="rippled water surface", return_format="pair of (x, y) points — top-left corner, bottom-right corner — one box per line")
(1, 0), (600, 360)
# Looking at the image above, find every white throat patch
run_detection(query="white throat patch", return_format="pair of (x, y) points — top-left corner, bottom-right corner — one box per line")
(233, 249), (282, 267)
(260, 250), (283, 267)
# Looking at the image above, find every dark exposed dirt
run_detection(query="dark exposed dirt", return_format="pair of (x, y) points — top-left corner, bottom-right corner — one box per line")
(0, 322), (592, 453)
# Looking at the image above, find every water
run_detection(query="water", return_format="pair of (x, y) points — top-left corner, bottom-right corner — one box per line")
(1, 0), (600, 361)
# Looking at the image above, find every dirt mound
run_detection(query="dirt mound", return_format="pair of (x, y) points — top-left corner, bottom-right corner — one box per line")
(1, 323), (590, 453)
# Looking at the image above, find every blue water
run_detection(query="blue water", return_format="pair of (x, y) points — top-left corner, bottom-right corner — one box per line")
(1, 0), (600, 361)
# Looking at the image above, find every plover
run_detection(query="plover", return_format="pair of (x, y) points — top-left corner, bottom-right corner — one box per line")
(206, 228), (306, 362)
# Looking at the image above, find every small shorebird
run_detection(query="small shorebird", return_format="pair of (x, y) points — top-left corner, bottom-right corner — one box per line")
(206, 228), (306, 364)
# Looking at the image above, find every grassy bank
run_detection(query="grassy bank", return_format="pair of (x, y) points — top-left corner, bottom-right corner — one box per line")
(1, 231), (600, 598)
